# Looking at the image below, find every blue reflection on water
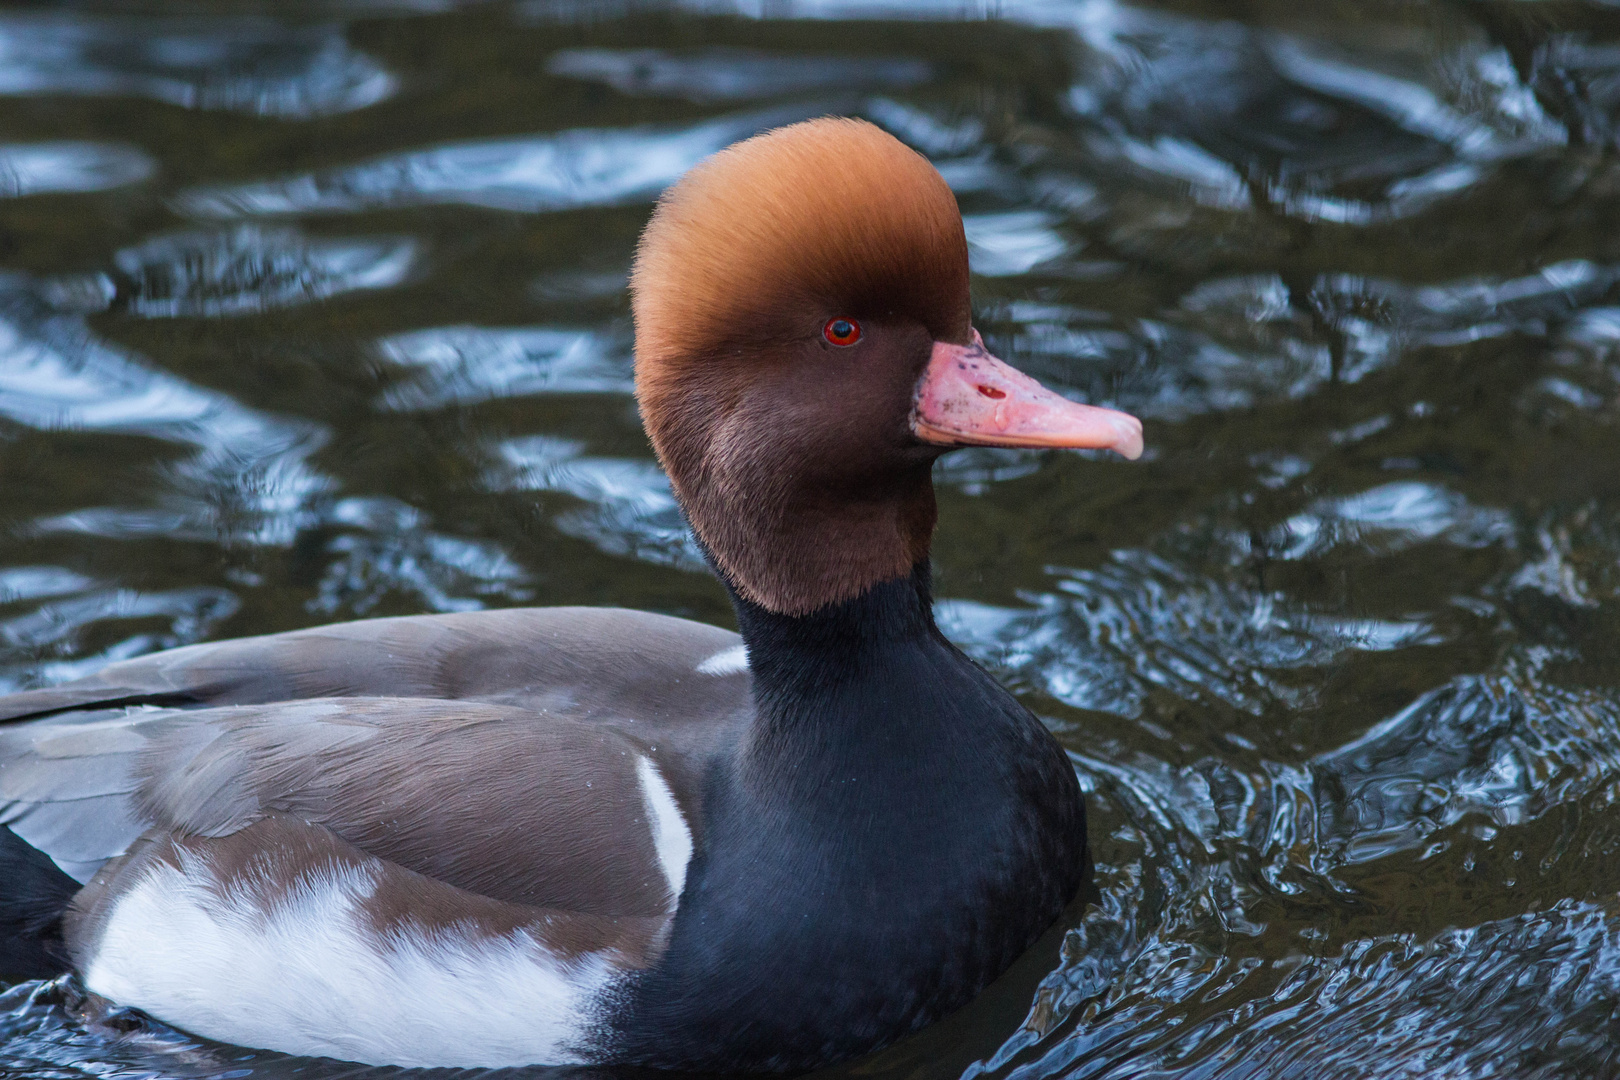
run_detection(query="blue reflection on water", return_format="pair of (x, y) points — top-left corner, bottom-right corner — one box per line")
(0, 13), (396, 117)
(547, 46), (930, 101)
(115, 228), (417, 318)
(0, 144), (154, 198)
(176, 108), (817, 217)
(376, 325), (632, 410)
(3, 1), (1620, 1077)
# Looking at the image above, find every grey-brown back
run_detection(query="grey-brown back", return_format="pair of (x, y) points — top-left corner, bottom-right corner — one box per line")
(0, 607), (753, 906)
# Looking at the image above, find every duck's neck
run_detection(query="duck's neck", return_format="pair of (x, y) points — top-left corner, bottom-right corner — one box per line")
(725, 562), (966, 798)
(733, 561), (937, 697)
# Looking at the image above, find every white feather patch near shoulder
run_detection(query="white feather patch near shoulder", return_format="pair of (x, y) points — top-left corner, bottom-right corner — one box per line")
(81, 854), (613, 1068)
(636, 756), (693, 903)
(695, 643), (748, 676)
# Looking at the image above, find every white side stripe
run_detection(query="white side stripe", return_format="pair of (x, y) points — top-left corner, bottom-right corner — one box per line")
(636, 756), (693, 903)
(695, 644), (748, 676)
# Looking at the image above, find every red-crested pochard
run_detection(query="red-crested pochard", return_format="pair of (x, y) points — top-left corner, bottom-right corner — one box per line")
(0, 117), (1142, 1071)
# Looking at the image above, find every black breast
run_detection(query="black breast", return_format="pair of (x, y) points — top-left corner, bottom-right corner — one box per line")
(601, 568), (1088, 1071)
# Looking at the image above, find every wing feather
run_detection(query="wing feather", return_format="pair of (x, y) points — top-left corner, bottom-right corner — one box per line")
(0, 607), (742, 905)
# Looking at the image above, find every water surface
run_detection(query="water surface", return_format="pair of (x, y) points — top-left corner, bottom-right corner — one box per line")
(2, 1), (1620, 1077)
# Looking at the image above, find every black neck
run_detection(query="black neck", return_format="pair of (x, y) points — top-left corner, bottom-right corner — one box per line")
(721, 561), (979, 804)
(729, 562), (937, 688)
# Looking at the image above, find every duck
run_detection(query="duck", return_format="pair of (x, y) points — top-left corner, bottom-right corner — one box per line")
(0, 117), (1142, 1072)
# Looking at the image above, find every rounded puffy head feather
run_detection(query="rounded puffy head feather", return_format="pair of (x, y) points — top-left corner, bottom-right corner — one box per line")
(631, 117), (971, 382)
(629, 118), (970, 614)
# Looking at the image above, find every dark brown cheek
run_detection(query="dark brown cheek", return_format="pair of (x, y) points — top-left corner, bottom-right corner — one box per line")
(880, 327), (939, 422)
(900, 483), (938, 564)
(825, 345), (915, 441)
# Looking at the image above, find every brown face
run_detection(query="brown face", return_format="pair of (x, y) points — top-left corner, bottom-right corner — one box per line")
(633, 117), (1141, 615)
(640, 308), (943, 617)
(727, 314), (941, 486)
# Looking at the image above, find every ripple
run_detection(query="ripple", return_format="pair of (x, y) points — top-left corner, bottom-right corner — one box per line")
(0, 584), (239, 693)
(1315, 650), (1620, 865)
(485, 435), (702, 568)
(1045, 1), (1562, 223)
(941, 551), (1434, 721)
(865, 97), (1006, 192)
(0, 976), (281, 1079)
(933, 447), (1045, 494)
(175, 107), (810, 217)
(546, 47), (929, 102)
(0, 143), (154, 198)
(991, 642), (1620, 1078)
(310, 497), (531, 616)
(983, 258), (1620, 423)
(863, 97), (985, 156)
(529, 269), (630, 302)
(1510, 526), (1602, 610)
(658, 0), (1565, 223)
(0, 13), (396, 118)
(1505, 507), (1620, 613)
(1012, 899), (1620, 1080)
(1526, 34), (1620, 147)
(0, 273), (330, 546)
(115, 227), (417, 317)
(375, 324), (632, 410)
(964, 212), (1070, 277)
(1181, 262), (1620, 391)
(982, 296), (1341, 422)
(1271, 482), (1514, 560)
(0, 568), (94, 606)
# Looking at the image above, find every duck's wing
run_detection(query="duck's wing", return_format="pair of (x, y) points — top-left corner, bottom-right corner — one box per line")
(0, 607), (751, 901)
(0, 607), (751, 748)
(67, 812), (666, 1068)
(1, 694), (701, 916)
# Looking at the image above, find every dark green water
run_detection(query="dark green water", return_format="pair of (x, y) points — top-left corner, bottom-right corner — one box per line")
(2, 1), (1620, 1076)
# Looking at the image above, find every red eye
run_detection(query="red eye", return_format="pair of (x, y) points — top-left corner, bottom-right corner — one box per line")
(823, 317), (862, 347)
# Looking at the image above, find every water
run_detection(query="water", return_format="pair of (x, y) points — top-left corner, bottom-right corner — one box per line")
(1, 0), (1619, 1076)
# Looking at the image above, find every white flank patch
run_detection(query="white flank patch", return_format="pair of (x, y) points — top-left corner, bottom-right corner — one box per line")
(695, 643), (748, 676)
(636, 756), (693, 903)
(82, 853), (613, 1068)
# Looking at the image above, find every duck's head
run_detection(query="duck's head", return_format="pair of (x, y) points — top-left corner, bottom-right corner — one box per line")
(633, 117), (1142, 617)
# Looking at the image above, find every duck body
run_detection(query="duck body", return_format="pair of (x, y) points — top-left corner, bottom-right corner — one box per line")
(0, 606), (749, 1068)
(0, 567), (1081, 1070)
(0, 116), (1137, 1069)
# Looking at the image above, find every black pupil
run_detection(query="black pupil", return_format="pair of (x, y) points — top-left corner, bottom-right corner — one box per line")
(831, 321), (853, 339)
